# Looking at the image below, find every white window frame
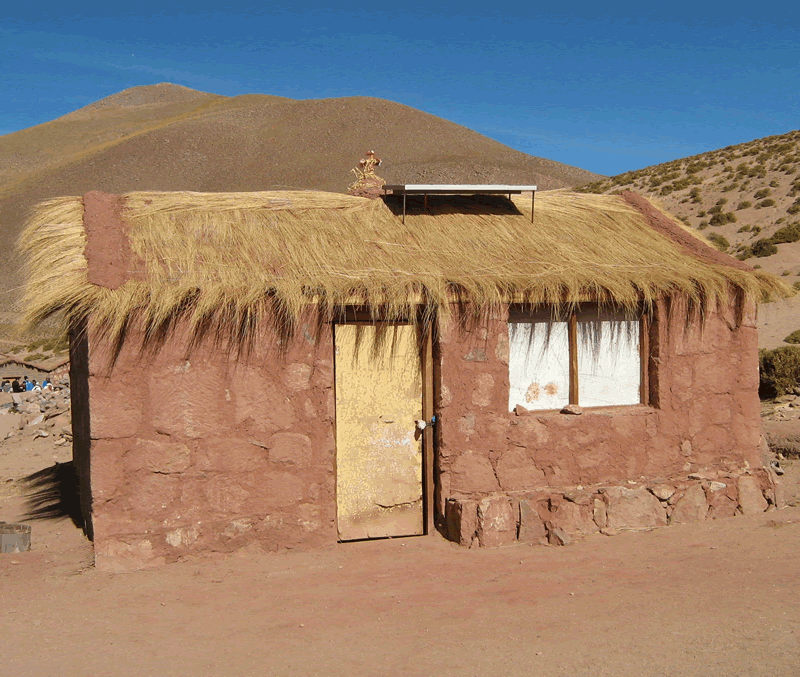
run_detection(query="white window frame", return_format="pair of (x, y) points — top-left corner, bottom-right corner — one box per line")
(508, 306), (648, 411)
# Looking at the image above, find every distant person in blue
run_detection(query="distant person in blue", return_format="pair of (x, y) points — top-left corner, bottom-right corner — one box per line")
(23, 376), (32, 391)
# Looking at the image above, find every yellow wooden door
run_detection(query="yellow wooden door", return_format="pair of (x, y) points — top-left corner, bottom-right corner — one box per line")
(335, 324), (423, 541)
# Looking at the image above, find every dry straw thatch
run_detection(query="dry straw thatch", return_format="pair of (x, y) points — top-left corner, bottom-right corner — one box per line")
(18, 189), (791, 350)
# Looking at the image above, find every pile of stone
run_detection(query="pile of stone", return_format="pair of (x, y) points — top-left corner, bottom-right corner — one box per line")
(446, 468), (775, 548)
(1, 379), (72, 446)
(761, 388), (800, 422)
(761, 388), (800, 459)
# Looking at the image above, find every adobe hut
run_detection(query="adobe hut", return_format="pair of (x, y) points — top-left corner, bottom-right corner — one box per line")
(18, 187), (790, 570)
(0, 354), (69, 381)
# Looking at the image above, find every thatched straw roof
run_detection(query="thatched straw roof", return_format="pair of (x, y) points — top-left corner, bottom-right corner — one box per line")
(18, 189), (791, 348)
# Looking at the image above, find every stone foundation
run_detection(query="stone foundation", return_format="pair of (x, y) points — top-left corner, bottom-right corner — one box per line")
(445, 469), (774, 547)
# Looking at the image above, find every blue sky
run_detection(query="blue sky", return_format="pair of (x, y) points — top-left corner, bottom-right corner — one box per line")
(2, 2), (798, 176)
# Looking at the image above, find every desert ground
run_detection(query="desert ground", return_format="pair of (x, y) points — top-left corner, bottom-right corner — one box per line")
(1, 391), (800, 677)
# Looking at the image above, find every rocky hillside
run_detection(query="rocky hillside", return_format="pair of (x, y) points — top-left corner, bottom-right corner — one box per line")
(582, 130), (800, 348)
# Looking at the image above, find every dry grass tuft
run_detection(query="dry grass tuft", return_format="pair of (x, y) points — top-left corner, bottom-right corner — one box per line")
(18, 189), (793, 351)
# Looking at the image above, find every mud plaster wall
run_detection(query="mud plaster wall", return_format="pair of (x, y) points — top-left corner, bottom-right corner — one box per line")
(435, 300), (764, 519)
(86, 320), (336, 571)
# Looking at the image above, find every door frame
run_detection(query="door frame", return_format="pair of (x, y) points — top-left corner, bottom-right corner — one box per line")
(332, 312), (436, 538)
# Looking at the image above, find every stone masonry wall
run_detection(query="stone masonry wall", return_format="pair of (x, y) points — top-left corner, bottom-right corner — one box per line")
(87, 320), (337, 571)
(437, 300), (774, 547)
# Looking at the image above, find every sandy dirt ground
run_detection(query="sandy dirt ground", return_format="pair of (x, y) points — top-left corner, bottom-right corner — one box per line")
(2, 399), (800, 676)
(758, 296), (800, 350)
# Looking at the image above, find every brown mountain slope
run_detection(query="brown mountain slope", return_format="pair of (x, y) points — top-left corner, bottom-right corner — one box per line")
(0, 84), (229, 188)
(582, 131), (800, 348)
(0, 84), (601, 323)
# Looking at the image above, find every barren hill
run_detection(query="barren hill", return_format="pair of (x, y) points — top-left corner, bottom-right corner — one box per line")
(582, 131), (800, 348)
(0, 83), (600, 329)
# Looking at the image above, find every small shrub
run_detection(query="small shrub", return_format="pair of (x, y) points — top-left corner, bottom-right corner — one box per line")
(707, 233), (730, 251)
(697, 221), (709, 230)
(736, 200), (752, 210)
(757, 198), (776, 208)
(686, 161), (708, 174)
(783, 270), (792, 276)
(710, 211), (737, 226)
(794, 280), (800, 291)
(759, 346), (800, 398)
(737, 225), (751, 233)
(697, 210), (707, 217)
(751, 239), (778, 257)
(770, 179), (780, 187)
(751, 225), (762, 235)
(754, 188), (771, 199)
(736, 247), (753, 260)
(771, 222), (800, 244)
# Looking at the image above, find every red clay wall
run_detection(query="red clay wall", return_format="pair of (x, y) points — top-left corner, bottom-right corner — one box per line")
(83, 299), (773, 569)
(437, 301), (773, 546)
(86, 321), (337, 571)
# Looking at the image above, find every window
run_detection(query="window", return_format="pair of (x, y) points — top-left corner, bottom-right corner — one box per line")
(508, 306), (644, 411)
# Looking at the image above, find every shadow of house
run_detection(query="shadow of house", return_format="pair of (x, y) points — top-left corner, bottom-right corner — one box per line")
(22, 461), (84, 529)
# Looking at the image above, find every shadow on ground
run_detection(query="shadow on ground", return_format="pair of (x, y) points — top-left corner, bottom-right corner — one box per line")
(22, 461), (83, 528)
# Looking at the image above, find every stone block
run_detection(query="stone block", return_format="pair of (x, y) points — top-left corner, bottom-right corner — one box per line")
(471, 373), (495, 407)
(445, 499), (478, 546)
(232, 370), (296, 434)
(90, 439), (127, 500)
(449, 450), (500, 493)
(518, 499), (546, 543)
(268, 432), (313, 468)
(737, 475), (767, 515)
(265, 471), (305, 508)
(669, 484), (708, 524)
(547, 526), (572, 546)
(26, 413), (45, 427)
(165, 525), (201, 549)
(149, 360), (227, 439)
(495, 447), (546, 490)
(136, 438), (192, 474)
(603, 486), (667, 530)
(550, 499), (598, 536)
(205, 475), (251, 513)
(706, 487), (738, 519)
(477, 497), (517, 547)
(592, 498), (607, 528)
(127, 473), (181, 514)
(90, 379), (144, 439)
(284, 363), (313, 392)
(563, 490), (592, 506)
(495, 332), (510, 364)
(194, 438), (267, 473)
(649, 484), (675, 501)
